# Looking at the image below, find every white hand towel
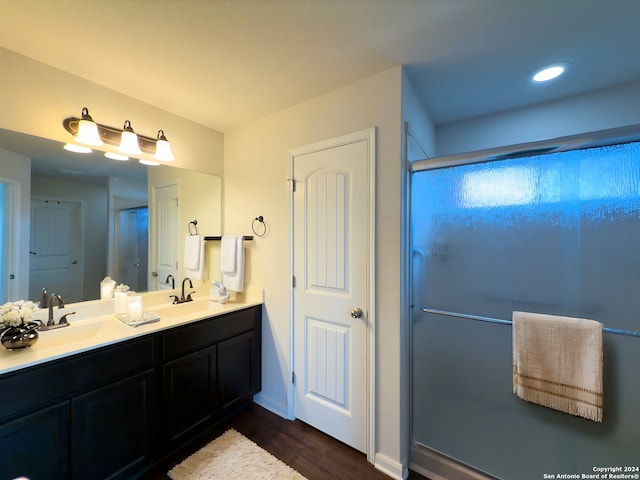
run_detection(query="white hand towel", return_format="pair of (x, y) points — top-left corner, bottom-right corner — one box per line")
(184, 235), (205, 281)
(221, 235), (244, 292)
(512, 311), (603, 422)
(220, 235), (237, 273)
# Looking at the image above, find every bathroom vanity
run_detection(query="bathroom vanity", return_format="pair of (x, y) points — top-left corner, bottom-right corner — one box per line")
(0, 296), (262, 480)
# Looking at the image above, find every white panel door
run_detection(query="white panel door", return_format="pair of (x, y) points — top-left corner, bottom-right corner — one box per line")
(292, 132), (372, 453)
(29, 198), (82, 303)
(151, 183), (178, 290)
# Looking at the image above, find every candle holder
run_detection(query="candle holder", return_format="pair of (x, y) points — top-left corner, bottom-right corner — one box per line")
(126, 294), (143, 322)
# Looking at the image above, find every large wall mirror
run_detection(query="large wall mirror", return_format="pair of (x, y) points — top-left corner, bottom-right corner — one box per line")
(0, 129), (221, 304)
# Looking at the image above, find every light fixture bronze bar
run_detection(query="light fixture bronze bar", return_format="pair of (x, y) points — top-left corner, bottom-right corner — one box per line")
(62, 117), (158, 154)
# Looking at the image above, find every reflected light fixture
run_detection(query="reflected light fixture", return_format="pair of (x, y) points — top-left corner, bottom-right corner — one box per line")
(75, 107), (103, 146)
(105, 152), (129, 161)
(140, 159), (160, 166)
(62, 107), (175, 163)
(118, 120), (142, 155)
(154, 130), (175, 161)
(531, 62), (571, 83)
(64, 143), (92, 153)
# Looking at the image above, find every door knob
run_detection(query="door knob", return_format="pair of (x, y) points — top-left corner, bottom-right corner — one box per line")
(351, 307), (364, 319)
(71, 259), (78, 264)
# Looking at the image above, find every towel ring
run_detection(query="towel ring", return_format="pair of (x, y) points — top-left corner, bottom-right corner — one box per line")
(251, 216), (266, 237)
(188, 220), (198, 235)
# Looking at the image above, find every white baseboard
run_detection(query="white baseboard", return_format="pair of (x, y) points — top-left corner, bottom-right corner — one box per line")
(409, 443), (498, 480)
(374, 452), (408, 480)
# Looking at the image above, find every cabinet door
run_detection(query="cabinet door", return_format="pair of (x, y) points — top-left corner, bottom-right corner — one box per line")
(218, 330), (258, 412)
(163, 344), (217, 445)
(71, 370), (155, 480)
(0, 402), (70, 480)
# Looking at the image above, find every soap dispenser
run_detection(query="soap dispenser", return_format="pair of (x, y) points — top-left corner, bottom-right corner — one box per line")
(209, 281), (229, 304)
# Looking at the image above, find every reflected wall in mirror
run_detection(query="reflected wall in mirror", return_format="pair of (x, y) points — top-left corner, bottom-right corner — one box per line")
(0, 129), (221, 304)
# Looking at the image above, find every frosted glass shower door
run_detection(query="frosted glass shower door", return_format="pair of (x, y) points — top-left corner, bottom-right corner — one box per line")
(411, 142), (640, 479)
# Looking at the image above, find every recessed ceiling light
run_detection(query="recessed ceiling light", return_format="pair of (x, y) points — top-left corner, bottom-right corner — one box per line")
(105, 152), (129, 161)
(531, 62), (571, 83)
(64, 143), (92, 153)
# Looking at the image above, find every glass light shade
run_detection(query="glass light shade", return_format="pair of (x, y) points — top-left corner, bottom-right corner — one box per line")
(75, 118), (103, 146)
(154, 138), (175, 161)
(154, 130), (175, 161)
(118, 127), (142, 155)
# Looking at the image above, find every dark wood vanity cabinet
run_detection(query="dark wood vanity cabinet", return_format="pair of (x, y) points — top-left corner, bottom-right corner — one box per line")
(162, 306), (262, 450)
(0, 305), (262, 480)
(0, 402), (70, 480)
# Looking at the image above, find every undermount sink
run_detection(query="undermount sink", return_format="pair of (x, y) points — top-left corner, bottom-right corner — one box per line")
(153, 299), (214, 318)
(37, 318), (107, 347)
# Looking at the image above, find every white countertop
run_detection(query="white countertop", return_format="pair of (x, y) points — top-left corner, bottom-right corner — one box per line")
(0, 288), (263, 376)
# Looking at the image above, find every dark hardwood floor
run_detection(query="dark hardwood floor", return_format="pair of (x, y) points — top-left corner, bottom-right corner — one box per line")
(141, 402), (429, 480)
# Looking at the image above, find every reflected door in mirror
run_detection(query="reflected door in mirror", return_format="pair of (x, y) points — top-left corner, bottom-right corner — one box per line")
(115, 206), (148, 292)
(152, 183), (178, 290)
(29, 199), (82, 303)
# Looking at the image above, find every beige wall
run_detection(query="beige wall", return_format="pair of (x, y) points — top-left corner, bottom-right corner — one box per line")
(0, 47), (224, 177)
(223, 66), (405, 476)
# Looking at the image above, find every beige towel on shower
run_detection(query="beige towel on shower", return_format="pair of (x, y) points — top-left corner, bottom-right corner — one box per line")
(512, 311), (603, 422)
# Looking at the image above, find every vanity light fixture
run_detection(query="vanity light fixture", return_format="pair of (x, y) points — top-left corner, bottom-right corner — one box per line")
(118, 120), (142, 155)
(75, 107), (103, 146)
(62, 107), (175, 162)
(154, 130), (175, 161)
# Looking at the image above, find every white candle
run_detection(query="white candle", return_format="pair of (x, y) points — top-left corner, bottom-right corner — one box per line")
(126, 295), (143, 321)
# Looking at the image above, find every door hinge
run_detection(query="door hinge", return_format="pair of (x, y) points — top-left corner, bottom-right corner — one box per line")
(292, 275), (296, 288)
(291, 371), (295, 384)
(288, 177), (296, 192)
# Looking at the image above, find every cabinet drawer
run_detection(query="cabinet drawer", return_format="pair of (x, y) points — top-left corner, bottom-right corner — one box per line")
(162, 307), (257, 361)
(0, 336), (155, 422)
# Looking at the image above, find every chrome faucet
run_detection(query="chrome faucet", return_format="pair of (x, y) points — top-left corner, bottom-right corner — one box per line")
(170, 277), (195, 304)
(165, 274), (175, 289)
(47, 294), (64, 326)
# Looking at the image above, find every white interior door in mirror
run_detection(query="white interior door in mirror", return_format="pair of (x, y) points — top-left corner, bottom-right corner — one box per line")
(151, 183), (178, 291)
(29, 198), (82, 303)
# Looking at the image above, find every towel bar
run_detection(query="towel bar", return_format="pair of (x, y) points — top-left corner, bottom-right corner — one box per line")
(420, 306), (640, 338)
(204, 236), (253, 241)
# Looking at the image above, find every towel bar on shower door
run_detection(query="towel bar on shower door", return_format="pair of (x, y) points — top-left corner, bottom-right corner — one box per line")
(420, 306), (640, 338)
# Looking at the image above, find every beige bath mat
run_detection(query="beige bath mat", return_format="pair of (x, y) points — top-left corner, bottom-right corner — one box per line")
(168, 429), (307, 480)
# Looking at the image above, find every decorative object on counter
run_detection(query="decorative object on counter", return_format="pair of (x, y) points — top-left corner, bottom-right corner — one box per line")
(62, 106), (175, 163)
(251, 215), (267, 237)
(100, 275), (116, 299)
(114, 283), (130, 316)
(126, 293), (144, 322)
(0, 300), (40, 350)
(118, 310), (160, 328)
(209, 281), (229, 304)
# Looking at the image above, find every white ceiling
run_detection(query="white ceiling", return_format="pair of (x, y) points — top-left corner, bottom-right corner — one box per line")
(1, 0), (640, 133)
